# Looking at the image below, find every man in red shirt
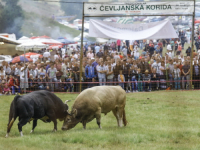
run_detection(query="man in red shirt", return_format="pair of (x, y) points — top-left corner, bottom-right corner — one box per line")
(117, 39), (121, 52)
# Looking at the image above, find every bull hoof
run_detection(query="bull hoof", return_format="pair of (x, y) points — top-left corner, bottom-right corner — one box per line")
(52, 129), (57, 132)
(5, 133), (9, 138)
(30, 130), (34, 134)
(20, 132), (23, 137)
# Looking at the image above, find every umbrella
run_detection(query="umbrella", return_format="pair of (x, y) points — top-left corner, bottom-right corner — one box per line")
(20, 52), (43, 58)
(11, 56), (33, 64)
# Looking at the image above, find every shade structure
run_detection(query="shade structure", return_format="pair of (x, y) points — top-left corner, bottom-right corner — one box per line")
(56, 37), (76, 44)
(32, 38), (62, 45)
(16, 40), (48, 51)
(49, 45), (63, 50)
(20, 52), (43, 58)
(30, 35), (51, 39)
(11, 56), (33, 63)
(89, 19), (178, 40)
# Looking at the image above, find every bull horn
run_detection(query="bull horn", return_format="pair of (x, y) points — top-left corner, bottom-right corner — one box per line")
(65, 100), (71, 104)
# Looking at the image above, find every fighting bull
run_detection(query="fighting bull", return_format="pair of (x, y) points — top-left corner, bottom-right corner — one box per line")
(62, 86), (127, 130)
(5, 90), (70, 137)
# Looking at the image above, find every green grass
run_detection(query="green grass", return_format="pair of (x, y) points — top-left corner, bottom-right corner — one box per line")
(1, 91), (200, 150)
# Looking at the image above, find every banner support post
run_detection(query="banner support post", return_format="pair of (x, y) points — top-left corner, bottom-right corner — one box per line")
(79, 2), (85, 92)
(190, 0), (195, 89)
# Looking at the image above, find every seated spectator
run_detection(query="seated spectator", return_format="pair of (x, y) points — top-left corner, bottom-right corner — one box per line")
(143, 70), (151, 92)
(118, 70), (125, 89)
(12, 76), (20, 94)
(8, 75), (14, 94)
(28, 74), (38, 91)
(4, 83), (11, 95)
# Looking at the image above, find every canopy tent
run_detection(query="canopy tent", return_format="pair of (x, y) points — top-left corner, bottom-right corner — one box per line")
(0, 35), (20, 45)
(49, 44), (63, 49)
(30, 35), (51, 39)
(32, 38), (62, 45)
(56, 37), (76, 44)
(16, 40), (48, 51)
(89, 19), (178, 40)
(17, 36), (33, 44)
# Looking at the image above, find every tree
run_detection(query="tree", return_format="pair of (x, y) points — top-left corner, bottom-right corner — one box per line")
(0, 0), (24, 38)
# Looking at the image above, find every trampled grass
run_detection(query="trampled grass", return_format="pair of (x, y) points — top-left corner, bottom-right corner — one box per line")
(0, 91), (200, 150)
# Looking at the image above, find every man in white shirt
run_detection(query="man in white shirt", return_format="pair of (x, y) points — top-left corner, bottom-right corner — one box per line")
(43, 50), (50, 60)
(151, 59), (161, 75)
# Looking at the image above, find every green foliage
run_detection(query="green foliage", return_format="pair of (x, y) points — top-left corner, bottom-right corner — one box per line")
(1, 91), (200, 149)
(0, 0), (24, 38)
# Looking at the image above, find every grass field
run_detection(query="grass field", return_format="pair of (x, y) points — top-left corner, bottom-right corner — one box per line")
(0, 91), (200, 150)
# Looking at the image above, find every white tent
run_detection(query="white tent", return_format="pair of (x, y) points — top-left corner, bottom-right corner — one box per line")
(16, 40), (48, 51)
(89, 19), (178, 40)
(17, 36), (32, 44)
(32, 38), (62, 45)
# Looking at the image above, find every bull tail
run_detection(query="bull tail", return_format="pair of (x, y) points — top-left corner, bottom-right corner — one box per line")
(122, 109), (127, 126)
(6, 95), (20, 135)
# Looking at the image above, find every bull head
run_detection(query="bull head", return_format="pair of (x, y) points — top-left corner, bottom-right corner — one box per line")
(62, 109), (79, 130)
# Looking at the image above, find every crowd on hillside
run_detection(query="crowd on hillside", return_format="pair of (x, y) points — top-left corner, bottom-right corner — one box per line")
(1, 29), (200, 95)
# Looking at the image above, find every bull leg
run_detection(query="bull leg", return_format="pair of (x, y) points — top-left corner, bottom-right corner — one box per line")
(30, 119), (37, 133)
(46, 111), (57, 132)
(18, 117), (31, 136)
(112, 108), (120, 127)
(116, 107), (124, 127)
(82, 121), (87, 129)
(95, 108), (102, 129)
(5, 117), (16, 138)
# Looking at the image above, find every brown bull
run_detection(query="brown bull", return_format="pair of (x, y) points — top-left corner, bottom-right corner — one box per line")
(62, 86), (127, 130)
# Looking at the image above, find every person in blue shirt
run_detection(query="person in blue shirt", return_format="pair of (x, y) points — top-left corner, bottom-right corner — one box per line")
(85, 60), (96, 88)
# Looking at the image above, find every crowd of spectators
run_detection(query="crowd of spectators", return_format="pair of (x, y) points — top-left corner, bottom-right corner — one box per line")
(1, 30), (200, 94)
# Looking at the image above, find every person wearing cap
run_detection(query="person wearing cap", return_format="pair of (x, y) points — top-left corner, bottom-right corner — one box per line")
(142, 69), (151, 92)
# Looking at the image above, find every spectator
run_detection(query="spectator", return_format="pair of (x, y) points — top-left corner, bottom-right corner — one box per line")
(97, 61), (107, 86)
(118, 70), (125, 89)
(130, 65), (138, 92)
(4, 83), (11, 95)
(143, 70), (151, 92)
(173, 64), (181, 90)
(85, 60), (96, 88)
(46, 63), (58, 92)
(0, 66), (5, 79)
(182, 61), (190, 90)
(106, 61), (114, 85)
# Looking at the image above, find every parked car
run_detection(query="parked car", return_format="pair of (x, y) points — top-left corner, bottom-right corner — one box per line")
(0, 55), (12, 66)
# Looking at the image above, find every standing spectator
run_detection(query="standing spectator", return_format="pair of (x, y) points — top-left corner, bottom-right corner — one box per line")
(193, 60), (200, 89)
(0, 66), (5, 79)
(46, 63), (58, 92)
(8, 75), (14, 94)
(20, 64), (29, 92)
(167, 59), (174, 89)
(182, 61), (190, 90)
(106, 61), (114, 85)
(87, 50), (94, 59)
(95, 44), (100, 54)
(113, 61), (123, 85)
(66, 68), (74, 92)
(97, 61), (107, 86)
(122, 46), (128, 59)
(73, 63), (80, 92)
(186, 46), (191, 56)
(117, 39), (121, 52)
(96, 49), (104, 58)
(4, 62), (11, 76)
(122, 60), (130, 92)
(137, 68), (143, 92)
(43, 50), (51, 60)
(130, 65), (138, 92)
(143, 70), (151, 92)
(151, 68), (160, 91)
(173, 64), (181, 90)
(13, 76), (20, 94)
(118, 70), (125, 89)
(85, 60), (96, 88)
(138, 57), (150, 74)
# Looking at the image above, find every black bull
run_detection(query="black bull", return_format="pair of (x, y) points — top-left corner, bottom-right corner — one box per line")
(5, 90), (70, 137)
